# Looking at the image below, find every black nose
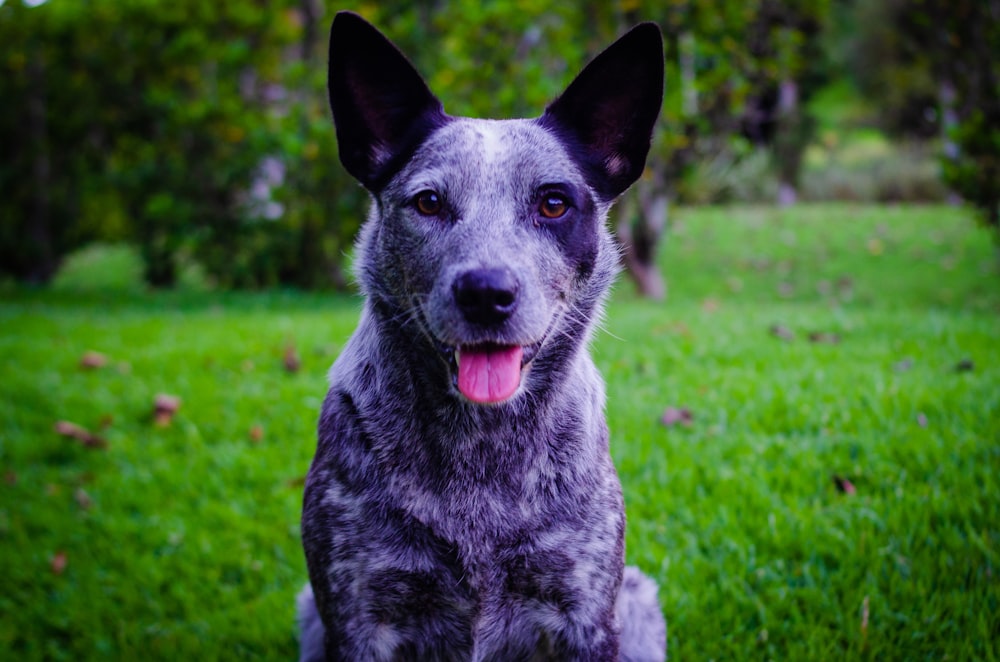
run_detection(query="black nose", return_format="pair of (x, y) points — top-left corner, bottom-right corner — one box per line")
(453, 268), (519, 326)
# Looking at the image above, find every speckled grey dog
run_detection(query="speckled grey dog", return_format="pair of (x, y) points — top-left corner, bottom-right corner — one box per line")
(298, 11), (666, 661)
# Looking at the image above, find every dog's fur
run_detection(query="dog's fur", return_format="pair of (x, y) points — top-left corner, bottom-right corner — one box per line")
(299, 12), (666, 661)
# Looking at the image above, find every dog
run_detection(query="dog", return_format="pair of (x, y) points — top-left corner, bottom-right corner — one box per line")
(299, 11), (666, 661)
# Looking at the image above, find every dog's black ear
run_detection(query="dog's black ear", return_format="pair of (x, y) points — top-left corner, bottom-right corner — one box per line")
(539, 23), (664, 200)
(328, 11), (449, 190)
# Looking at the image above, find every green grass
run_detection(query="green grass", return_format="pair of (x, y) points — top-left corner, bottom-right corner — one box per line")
(1, 204), (998, 659)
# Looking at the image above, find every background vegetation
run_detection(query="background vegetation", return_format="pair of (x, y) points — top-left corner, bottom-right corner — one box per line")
(1, 0), (998, 292)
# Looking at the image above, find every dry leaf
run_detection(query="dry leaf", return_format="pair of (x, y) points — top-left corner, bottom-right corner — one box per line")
(74, 488), (93, 510)
(660, 407), (694, 427)
(79, 351), (108, 369)
(861, 595), (870, 641)
(893, 358), (914, 372)
(284, 345), (301, 373)
(769, 324), (795, 341)
(836, 276), (855, 299)
(153, 394), (181, 427)
(54, 421), (107, 449)
(51, 551), (68, 575)
(808, 331), (841, 345)
(249, 425), (264, 443)
(833, 475), (857, 495)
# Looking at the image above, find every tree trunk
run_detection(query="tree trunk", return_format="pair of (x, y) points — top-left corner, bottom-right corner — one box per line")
(26, 48), (55, 283)
(300, 0), (320, 61)
(774, 78), (800, 206)
(617, 179), (669, 300)
(141, 233), (177, 288)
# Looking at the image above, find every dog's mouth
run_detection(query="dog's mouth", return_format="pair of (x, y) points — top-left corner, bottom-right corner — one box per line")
(437, 341), (543, 404)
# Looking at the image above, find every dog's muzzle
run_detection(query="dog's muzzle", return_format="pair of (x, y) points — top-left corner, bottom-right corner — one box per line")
(427, 267), (542, 404)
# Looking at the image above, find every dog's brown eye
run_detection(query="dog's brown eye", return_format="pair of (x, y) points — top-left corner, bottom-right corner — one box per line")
(414, 190), (443, 216)
(539, 194), (568, 219)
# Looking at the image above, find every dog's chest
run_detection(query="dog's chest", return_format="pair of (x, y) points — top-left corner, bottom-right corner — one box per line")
(375, 461), (625, 656)
(309, 421), (625, 652)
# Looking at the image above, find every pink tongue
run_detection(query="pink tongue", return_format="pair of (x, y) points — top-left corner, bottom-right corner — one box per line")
(456, 345), (524, 403)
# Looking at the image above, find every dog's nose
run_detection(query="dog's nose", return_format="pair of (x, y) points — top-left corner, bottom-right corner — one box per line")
(453, 268), (519, 326)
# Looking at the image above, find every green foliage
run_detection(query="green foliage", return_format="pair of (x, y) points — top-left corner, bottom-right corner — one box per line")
(846, 0), (1000, 232)
(0, 0), (362, 289)
(1, 204), (998, 658)
(3, 0), (995, 291)
(849, 0), (940, 138)
(943, 112), (1000, 230)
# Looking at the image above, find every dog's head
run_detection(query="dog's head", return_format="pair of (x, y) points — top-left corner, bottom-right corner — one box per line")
(328, 12), (663, 405)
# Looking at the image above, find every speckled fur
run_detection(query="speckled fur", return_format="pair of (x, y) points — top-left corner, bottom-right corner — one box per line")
(299, 12), (666, 661)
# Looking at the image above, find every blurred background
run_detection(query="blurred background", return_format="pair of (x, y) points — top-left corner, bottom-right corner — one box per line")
(1, 0), (997, 296)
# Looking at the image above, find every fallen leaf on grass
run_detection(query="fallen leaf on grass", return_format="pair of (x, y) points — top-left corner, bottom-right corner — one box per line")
(769, 324), (795, 341)
(954, 358), (975, 373)
(287, 475), (307, 488)
(861, 595), (870, 643)
(893, 358), (914, 372)
(153, 394), (181, 427)
(808, 331), (841, 344)
(284, 345), (301, 373)
(659, 407), (694, 427)
(79, 351), (108, 369)
(74, 488), (93, 510)
(836, 276), (854, 299)
(249, 425), (264, 443)
(4, 471), (16, 485)
(51, 551), (68, 575)
(54, 421), (107, 449)
(833, 475), (857, 495)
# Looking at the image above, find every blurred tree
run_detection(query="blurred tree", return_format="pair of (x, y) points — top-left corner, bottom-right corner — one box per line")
(851, 0), (999, 236)
(0, 0), (365, 288)
(0, 0), (844, 292)
(615, 0), (830, 297)
(925, 0), (1000, 236)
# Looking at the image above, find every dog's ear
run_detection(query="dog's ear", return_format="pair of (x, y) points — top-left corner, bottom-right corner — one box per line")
(328, 11), (449, 190)
(539, 23), (664, 200)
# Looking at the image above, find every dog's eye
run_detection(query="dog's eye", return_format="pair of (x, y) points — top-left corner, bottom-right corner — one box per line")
(414, 190), (443, 216)
(539, 194), (569, 220)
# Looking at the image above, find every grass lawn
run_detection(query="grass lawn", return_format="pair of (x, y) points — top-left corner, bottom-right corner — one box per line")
(1, 204), (998, 659)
